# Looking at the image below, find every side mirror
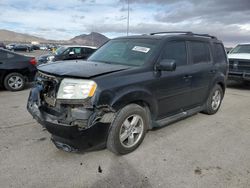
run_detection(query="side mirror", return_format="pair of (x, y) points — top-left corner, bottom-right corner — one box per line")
(156, 59), (176, 71)
(69, 51), (75, 55)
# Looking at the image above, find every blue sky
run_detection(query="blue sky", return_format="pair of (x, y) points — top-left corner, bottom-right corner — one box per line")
(0, 0), (250, 46)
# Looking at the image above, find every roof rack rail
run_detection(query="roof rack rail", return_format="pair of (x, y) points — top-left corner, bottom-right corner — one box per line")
(191, 33), (217, 39)
(149, 31), (217, 39)
(150, 31), (193, 35)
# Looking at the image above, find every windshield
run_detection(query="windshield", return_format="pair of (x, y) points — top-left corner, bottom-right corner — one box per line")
(88, 38), (159, 66)
(230, 45), (250, 54)
(55, 46), (67, 55)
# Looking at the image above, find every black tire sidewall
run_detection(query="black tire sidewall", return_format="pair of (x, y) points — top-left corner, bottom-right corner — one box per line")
(205, 85), (223, 115)
(107, 104), (149, 155)
(4, 73), (25, 91)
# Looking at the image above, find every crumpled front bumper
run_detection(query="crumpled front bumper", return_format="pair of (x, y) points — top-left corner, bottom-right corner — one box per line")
(27, 85), (110, 151)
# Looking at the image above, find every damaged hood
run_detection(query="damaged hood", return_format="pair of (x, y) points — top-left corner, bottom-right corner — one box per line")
(228, 53), (250, 60)
(38, 60), (131, 78)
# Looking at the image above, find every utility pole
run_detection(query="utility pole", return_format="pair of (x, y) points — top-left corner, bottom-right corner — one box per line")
(127, 0), (130, 36)
(91, 25), (94, 46)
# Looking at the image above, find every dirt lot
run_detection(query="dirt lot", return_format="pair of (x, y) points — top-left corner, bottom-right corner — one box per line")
(0, 80), (250, 188)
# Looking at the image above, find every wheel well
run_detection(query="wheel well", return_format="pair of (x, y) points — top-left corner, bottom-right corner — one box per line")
(217, 82), (225, 94)
(128, 100), (155, 129)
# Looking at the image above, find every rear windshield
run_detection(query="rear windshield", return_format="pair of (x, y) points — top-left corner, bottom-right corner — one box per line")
(88, 38), (159, 66)
(230, 45), (250, 54)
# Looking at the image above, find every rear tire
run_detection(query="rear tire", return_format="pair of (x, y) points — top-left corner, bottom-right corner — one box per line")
(4, 72), (25, 91)
(107, 104), (149, 155)
(203, 84), (223, 115)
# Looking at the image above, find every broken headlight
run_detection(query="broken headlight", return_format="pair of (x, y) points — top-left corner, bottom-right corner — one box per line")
(57, 78), (97, 100)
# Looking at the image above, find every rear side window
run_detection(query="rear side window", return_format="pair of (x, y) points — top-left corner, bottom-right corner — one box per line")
(213, 43), (227, 63)
(190, 41), (211, 64)
(160, 41), (187, 66)
(82, 48), (95, 55)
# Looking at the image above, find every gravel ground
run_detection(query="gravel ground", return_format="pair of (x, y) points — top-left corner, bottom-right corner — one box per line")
(0, 81), (250, 188)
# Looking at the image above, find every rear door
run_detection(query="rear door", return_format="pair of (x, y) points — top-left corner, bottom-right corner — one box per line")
(154, 40), (193, 118)
(0, 51), (19, 81)
(188, 41), (214, 106)
(0, 50), (7, 81)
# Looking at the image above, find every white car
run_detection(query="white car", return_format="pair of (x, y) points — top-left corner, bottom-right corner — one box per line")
(227, 43), (250, 83)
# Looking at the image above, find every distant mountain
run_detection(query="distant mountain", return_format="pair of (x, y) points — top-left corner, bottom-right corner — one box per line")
(69, 32), (109, 47)
(0, 29), (48, 43)
(0, 29), (109, 47)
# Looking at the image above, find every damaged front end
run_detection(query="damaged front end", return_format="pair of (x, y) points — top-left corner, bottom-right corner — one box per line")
(27, 71), (115, 151)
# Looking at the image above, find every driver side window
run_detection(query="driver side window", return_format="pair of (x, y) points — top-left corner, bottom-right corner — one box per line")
(160, 41), (187, 66)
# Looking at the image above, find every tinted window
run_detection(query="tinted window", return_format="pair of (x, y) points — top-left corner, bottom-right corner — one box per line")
(55, 46), (67, 55)
(62, 48), (70, 55)
(88, 39), (159, 66)
(190, 42), (211, 64)
(213, 43), (226, 63)
(161, 41), (187, 66)
(85, 48), (95, 54)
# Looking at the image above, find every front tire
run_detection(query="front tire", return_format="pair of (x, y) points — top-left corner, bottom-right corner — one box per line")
(107, 104), (149, 155)
(203, 84), (223, 115)
(4, 73), (25, 91)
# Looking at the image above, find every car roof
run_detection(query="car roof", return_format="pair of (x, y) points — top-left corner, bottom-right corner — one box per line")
(115, 32), (221, 43)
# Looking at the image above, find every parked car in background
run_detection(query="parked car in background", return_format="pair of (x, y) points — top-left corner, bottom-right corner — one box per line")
(228, 43), (250, 84)
(225, 47), (232, 54)
(27, 32), (228, 154)
(12, 44), (32, 52)
(31, 44), (40, 50)
(6, 43), (16, 50)
(39, 45), (48, 50)
(37, 45), (97, 65)
(0, 49), (37, 91)
(0, 42), (6, 49)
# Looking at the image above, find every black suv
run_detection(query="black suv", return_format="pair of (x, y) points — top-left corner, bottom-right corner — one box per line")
(27, 32), (228, 154)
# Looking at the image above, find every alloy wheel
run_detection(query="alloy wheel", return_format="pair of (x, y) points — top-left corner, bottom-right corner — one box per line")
(7, 76), (24, 90)
(211, 90), (221, 111)
(119, 114), (144, 148)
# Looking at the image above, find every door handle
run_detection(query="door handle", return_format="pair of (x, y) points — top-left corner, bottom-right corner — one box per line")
(183, 75), (192, 79)
(0, 62), (3, 64)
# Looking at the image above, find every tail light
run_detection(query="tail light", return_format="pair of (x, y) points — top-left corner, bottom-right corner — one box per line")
(30, 57), (37, 65)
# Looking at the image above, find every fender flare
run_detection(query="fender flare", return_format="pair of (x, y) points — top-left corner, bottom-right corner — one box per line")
(110, 88), (158, 120)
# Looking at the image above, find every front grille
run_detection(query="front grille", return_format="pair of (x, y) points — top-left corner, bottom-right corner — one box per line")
(37, 71), (59, 82)
(36, 71), (61, 106)
(229, 59), (250, 72)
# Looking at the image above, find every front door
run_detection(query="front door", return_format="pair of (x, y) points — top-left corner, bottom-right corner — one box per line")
(153, 40), (193, 119)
